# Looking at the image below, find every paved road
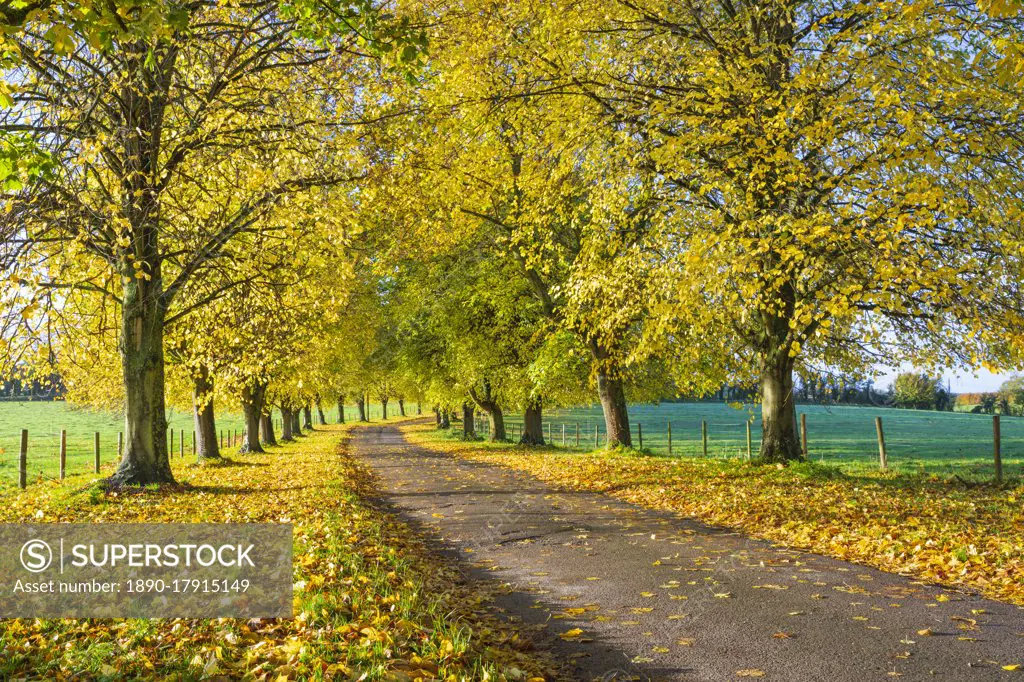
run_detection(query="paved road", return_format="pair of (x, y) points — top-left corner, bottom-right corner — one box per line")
(351, 424), (1024, 682)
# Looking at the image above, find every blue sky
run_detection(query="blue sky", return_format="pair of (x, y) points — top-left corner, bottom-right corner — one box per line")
(875, 367), (1016, 393)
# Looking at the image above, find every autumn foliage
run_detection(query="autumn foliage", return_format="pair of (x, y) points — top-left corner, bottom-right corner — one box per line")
(0, 424), (553, 681)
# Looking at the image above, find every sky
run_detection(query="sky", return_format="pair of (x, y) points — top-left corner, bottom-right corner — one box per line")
(875, 366), (1016, 393)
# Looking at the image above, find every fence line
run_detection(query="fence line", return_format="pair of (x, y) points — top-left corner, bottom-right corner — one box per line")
(467, 411), (1014, 480)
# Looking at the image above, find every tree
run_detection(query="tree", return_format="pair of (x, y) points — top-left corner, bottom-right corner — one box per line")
(532, 0), (1024, 460)
(999, 375), (1024, 416)
(1, 1), (400, 483)
(892, 373), (941, 410)
(376, 3), (673, 447)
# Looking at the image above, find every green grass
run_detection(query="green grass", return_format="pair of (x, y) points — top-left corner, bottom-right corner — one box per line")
(0, 399), (420, 487)
(492, 402), (1022, 479)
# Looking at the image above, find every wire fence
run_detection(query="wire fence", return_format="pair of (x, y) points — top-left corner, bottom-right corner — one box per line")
(471, 404), (1022, 481)
(0, 401), (418, 489)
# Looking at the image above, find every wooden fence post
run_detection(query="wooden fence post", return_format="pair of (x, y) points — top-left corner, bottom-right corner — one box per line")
(638, 423), (643, 449)
(575, 423), (580, 448)
(170, 429), (174, 456)
(94, 432), (100, 474)
(746, 421), (752, 461)
(561, 423), (566, 447)
(875, 417), (887, 472)
(192, 431), (196, 457)
(179, 429), (184, 458)
(800, 413), (808, 458)
(994, 414), (1002, 484)
(701, 420), (708, 457)
(19, 429), (28, 489)
(59, 429), (67, 481)
(594, 424), (599, 449)
(668, 420), (673, 456)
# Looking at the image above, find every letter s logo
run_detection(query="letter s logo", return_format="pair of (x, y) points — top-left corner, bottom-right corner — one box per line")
(20, 539), (52, 573)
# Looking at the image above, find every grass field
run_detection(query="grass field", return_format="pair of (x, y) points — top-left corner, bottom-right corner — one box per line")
(0, 400), (412, 487)
(497, 402), (1022, 479)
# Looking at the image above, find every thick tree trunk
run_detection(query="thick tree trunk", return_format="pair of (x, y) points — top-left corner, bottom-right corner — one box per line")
(292, 409), (303, 435)
(398, 398), (406, 416)
(759, 354), (802, 462)
(484, 403), (506, 441)
(596, 370), (631, 447)
(381, 398), (389, 420)
(280, 407), (295, 442)
(357, 397), (367, 422)
(440, 409), (451, 429)
(520, 398), (544, 445)
(462, 403), (476, 438)
(434, 407), (442, 428)
(260, 411), (277, 447)
(302, 404), (313, 430)
(239, 382), (265, 454)
(110, 273), (174, 485)
(337, 396), (345, 424)
(191, 366), (220, 461)
(470, 382), (506, 441)
(589, 341), (632, 447)
(106, 39), (178, 487)
(316, 399), (326, 425)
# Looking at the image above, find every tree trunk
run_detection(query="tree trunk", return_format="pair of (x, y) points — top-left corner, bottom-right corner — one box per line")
(337, 396), (345, 424)
(416, 401), (422, 415)
(759, 354), (802, 462)
(463, 403), (476, 438)
(440, 409), (450, 429)
(520, 397), (544, 445)
(106, 39), (178, 487)
(191, 366), (220, 461)
(434, 407), (442, 428)
(109, 272), (175, 485)
(280, 407), (294, 441)
(357, 396), (367, 422)
(316, 399), (326, 425)
(302, 404), (313, 430)
(239, 382), (265, 454)
(292, 409), (303, 435)
(398, 398), (406, 416)
(260, 411), (277, 447)
(381, 398), (389, 420)
(484, 403), (506, 441)
(596, 370), (631, 448)
(470, 382), (506, 441)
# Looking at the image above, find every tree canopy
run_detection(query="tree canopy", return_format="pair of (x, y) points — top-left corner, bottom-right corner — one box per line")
(2, 0), (1024, 482)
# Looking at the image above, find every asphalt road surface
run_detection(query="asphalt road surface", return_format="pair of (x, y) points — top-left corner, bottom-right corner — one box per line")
(351, 423), (1024, 682)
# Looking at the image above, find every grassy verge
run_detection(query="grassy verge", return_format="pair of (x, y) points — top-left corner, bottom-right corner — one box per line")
(0, 420), (553, 681)
(404, 423), (1024, 606)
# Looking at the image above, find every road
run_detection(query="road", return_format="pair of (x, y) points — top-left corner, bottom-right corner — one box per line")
(351, 423), (1024, 682)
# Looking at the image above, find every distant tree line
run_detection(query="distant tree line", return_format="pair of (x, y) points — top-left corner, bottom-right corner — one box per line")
(955, 376), (1024, 415)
